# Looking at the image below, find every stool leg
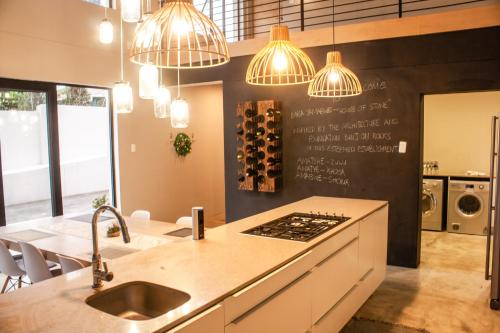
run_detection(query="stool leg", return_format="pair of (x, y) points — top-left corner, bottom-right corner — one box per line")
(1, 276), (11, 293)
(18, 276), (22, 289)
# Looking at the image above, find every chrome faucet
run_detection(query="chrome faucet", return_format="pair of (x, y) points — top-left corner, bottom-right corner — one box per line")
(91, 205), (131, 289)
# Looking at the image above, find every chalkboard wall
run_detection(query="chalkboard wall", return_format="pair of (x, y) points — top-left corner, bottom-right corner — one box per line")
(175, 27), (500, 268)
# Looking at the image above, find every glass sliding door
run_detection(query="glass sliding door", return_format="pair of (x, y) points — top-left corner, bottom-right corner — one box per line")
(0, 78), (115, 226)
(56, 85), (114, 215)
(0, 89), (54, 224)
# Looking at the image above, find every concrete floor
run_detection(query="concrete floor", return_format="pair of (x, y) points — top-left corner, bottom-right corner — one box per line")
(355, 231), (500, 333)
(5, 191), (108, 224)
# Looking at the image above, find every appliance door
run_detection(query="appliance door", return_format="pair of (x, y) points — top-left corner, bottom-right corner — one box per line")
(422, 187), (437, 217)
(488, 115), (500, 309)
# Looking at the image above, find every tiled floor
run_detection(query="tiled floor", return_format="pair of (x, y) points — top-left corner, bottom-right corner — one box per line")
(355, 231), (500, 333)
(5, 191), (108, 224)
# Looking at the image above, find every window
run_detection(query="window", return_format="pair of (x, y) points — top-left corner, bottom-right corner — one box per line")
(0, 79), (116, 226)
(83, 0), (111, 8)
(194, 0), (238, 42)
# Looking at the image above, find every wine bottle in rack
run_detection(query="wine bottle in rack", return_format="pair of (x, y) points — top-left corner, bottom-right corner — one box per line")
(256, 151), (265, 160)
(255, 139), (265, 147)
(246, 168), (257, 177)
(245, 108), (257, 117)
(257, 163), (266, 171)
(246, 144), (257, 153)
(266, 169), (281, 178)
(238, 175), (245, 182)
(237, 150), (244, 160)
(267, 120), (277, 129)
(245, 132), (257, 141)
(266, 108), (281, 117)
(257, 175), (266, 184)
(267, 157), (281, 166)
(246, 156), (257, 164)
(266, 133), (280, 142)
(256, 127), (265, 136)
(256, 115), (265, 123)
(267, 145), (280, 154)
(236, 127), (244, 135)
(245, 120), (256, 130)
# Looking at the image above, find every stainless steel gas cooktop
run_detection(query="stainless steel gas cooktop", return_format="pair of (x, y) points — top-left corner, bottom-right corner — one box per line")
(241, 212), (351, 242)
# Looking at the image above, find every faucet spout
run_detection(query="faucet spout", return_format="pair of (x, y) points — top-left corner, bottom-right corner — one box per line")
(91, 205), (130, 289)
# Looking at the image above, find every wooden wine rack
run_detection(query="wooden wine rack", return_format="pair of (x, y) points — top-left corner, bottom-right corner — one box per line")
(236, 100), (282, 193)
(257, 100), (282, 193)
(236, 101), (256, 191)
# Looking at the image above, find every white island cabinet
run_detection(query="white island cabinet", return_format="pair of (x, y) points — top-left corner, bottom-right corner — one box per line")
(166, 304), (224, 333)
(223, 205), (388, 333)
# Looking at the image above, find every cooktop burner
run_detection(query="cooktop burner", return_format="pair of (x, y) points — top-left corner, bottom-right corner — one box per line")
(242, 212), (351, 242)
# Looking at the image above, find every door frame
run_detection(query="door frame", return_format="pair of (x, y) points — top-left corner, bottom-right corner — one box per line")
(0, 77), (116, 226)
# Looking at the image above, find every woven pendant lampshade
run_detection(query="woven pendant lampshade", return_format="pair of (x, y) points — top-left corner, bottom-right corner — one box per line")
(246, 25), (315, 86)
(307, 51), (362, 97)
(130, 0), (229, 68)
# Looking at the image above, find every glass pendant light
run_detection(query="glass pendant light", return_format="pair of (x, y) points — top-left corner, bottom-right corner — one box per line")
(170, 68), (189, 128)
(99, 8), (113, 44)
(130, 0), (229, 69)
(113, 14), (133, 114)
(121, 0), (141, 23)
(245, 1), (315, 86)
(170, 99), (189, 128)
(154, 69), (171, 118)
(139, 63), (158, 99)
(307, 1), (362, 97)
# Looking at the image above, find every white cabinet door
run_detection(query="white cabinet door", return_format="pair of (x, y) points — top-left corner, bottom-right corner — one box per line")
(167, 304), (224, 333)
(224, 250), (313, 325)
(358, 206), (389, 280)
(310, 239), (359, 324)
(225, 272), (312, 333)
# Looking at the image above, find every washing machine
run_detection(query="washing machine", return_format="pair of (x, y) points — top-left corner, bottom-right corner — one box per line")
(422, 178), (444, 231)
(447, 180), (490, 235)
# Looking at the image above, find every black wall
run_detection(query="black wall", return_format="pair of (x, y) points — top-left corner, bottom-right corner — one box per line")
(174, 27), (500, 268)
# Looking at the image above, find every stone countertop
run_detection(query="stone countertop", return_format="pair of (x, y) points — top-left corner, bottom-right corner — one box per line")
(423, 171), (490, 179)
(0, 196), (387, 333)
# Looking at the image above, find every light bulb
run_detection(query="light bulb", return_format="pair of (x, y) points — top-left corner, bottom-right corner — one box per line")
(121, 0), (141, 23)
(99, 18), (113, 44)
(329, 70), (340, 83)
(139, 64), (159, 99)
(113, 81), (133, 114)
(154, 86), (171, 119)
(273, 51), (288, 71)
(170, 99), (189, 128)
(172, 18), (190, 36)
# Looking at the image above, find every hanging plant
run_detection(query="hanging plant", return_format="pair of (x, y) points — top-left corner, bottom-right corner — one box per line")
(173, 132), (192, 157)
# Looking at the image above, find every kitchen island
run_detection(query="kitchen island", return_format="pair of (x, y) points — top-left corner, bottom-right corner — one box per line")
(0, 196), (388, 333)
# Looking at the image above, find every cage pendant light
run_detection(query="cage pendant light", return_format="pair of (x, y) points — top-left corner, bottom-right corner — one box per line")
(307, 51), (362, 97)
(130, 0), (230, 69)
(245, 1), (315, 86)
(308, 1), (362, 97)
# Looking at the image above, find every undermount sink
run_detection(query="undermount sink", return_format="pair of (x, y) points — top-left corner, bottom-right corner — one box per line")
(86, 281), (191, 321)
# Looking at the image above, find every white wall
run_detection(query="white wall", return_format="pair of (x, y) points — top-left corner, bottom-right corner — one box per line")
(424, 91), (500, 175)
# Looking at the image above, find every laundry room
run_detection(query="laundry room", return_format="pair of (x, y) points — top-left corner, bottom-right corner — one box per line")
(421, 90), (500, 280)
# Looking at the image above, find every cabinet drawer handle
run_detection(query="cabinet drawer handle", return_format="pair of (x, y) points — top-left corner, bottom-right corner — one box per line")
(316, 237), (357, 268)
(231, 271), (311, 325)
(233, 250), (313, 298)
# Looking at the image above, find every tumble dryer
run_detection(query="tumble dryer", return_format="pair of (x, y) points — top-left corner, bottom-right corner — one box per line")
(447, 180), (490, 235)
(422, 178), (444, 231)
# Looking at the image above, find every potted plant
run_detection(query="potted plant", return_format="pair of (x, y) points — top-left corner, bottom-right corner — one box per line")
(106, 223), (120, 238)
(92, 194), (108, 210)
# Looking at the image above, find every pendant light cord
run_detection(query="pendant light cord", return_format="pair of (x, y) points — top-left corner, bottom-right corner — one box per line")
(332, 0), (335, 51)
(120, 13), (124, 81)
(278, 0), (281, 26)
(177, 66), (180, 98)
